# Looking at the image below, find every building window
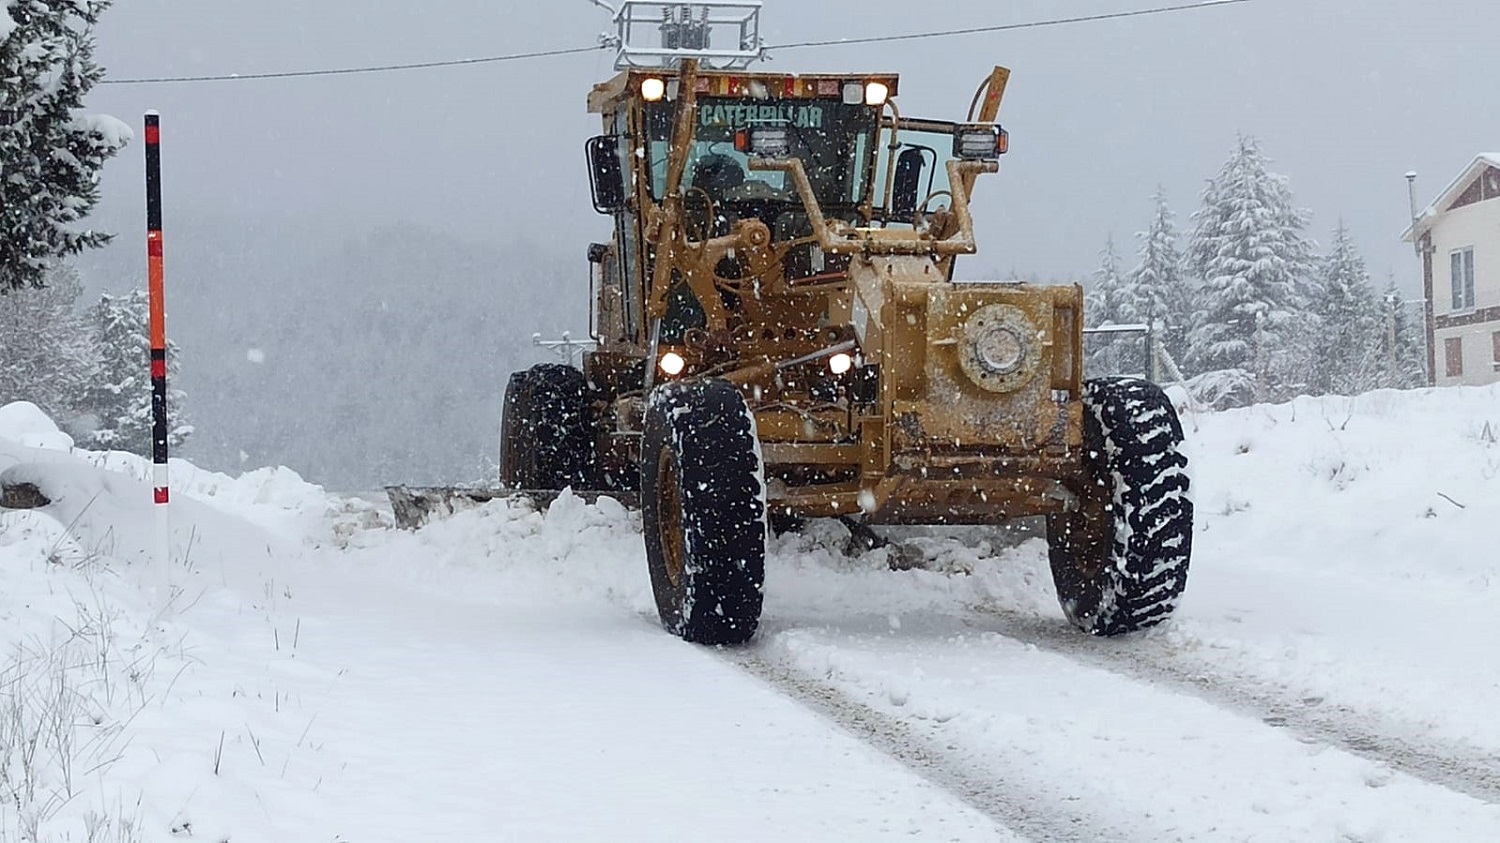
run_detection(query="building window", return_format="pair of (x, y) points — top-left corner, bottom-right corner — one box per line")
(1450, 248), (1475, 310)
(1445, 336), (1464, 377)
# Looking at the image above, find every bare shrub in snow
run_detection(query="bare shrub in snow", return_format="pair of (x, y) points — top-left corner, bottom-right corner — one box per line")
(0, 582), (148, 843)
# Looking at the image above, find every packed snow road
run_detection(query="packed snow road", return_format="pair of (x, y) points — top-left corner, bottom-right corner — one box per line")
(733, 542), (1500, 841)
(343, 484), (1500, 841)
(3, 385), (1499, 840)
(332, 498), (1500, 842)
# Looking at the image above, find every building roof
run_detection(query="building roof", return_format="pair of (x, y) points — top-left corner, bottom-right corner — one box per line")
(1403, 153), (1500, 242)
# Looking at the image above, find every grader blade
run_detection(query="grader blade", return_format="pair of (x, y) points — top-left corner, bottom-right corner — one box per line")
(384, 485), (638, 530)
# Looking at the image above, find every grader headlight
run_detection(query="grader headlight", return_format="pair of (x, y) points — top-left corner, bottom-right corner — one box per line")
(957, 304), (1041, 393)
(658, 351), (686, 376)
(842, 80), (890, 107)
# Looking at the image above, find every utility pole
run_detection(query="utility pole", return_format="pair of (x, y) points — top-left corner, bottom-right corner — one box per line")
(1385, 291), (1399, 387)
(1405, 171), (1434, 385)
(1405, 171), (1421, 257)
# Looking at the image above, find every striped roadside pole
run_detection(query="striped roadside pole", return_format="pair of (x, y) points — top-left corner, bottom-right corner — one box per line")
(144, 111), (172, 600)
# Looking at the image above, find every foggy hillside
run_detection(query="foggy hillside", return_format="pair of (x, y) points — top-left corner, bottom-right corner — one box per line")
(76, 217), (582, 488)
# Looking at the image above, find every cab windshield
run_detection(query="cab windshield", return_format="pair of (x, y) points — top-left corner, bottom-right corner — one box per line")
(645, 97), (878, 210)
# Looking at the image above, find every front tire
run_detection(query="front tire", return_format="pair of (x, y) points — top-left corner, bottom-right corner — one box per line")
(641, 379), (766, 645)
(1046, 377), (1193, 635)
(499, 364), (596, 491)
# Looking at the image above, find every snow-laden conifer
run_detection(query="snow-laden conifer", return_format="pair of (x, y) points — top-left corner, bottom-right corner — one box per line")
(1085, 236), (1146, 377)
(0, 264), (97, 425)
(79, 289), (192, 454)
(1380, 278), (1429, 389)
(1185, 136), (1316, 402)
(1084, 235), (1125, 324)
(1124, 188), (1194, 367)
(1, 0), (129, 291)
(1311, 222), (1383, 394)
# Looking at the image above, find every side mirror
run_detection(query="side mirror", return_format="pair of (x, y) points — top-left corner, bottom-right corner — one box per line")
(586, 135), (627, 215)
(890, 147), (926, 220)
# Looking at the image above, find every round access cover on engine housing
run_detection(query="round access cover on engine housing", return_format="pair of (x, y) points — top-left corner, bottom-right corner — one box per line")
(957, 303), (1040, 393)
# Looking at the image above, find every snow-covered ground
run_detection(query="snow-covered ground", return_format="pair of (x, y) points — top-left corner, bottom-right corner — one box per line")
(2, 386), (1499, 841)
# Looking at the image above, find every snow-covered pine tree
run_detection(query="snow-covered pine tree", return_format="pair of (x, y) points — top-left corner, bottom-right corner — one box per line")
(1381, 277), (1430, 389)
(1, 0), (129, 292)
(1125, 188), (1194, 368)
(1311, 222), (1383, 395)
(1085, 236), (1147, 377)
(1185, 135), (1316, 402)
(1084, 235), (1123, 325)
(80, 289), (192, 454)
(0, 264), (98, 424)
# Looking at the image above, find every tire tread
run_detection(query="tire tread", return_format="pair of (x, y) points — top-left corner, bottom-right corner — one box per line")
(1047, 377), (1194, 636)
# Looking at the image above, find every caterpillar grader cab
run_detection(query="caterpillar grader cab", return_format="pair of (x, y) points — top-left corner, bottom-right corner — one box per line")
(432, 1), (1193, 644)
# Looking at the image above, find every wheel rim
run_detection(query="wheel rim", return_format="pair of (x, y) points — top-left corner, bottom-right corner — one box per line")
(657, 448), (686, 588)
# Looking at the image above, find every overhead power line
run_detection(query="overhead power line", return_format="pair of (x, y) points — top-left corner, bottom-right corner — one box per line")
(101, 45), (603, 85)
(767, 0), (1249, 50)
(101, 0), (1249, 86)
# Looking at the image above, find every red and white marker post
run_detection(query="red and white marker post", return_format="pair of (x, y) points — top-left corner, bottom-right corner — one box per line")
(144, 111), (172, 600)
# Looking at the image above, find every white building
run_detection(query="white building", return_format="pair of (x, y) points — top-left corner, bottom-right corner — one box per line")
(1404, 154), (1500, 386)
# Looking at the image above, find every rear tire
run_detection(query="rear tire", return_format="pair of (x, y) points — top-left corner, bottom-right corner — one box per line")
(641, 379), (766, 645)
(499, 364), (597, 491)
(1046, 377), (1193, 636)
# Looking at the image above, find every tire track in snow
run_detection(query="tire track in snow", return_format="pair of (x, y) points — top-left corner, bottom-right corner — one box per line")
(966, 608), (1500, 807)
(720, 641), (1149, 843)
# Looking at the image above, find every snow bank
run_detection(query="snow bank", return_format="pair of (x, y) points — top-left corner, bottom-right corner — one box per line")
(1184, 384), (1500, 587)
(0, 400), (75, 450)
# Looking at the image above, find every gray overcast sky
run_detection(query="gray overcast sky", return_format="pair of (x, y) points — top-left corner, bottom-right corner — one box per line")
(83, 0), (1500, 294)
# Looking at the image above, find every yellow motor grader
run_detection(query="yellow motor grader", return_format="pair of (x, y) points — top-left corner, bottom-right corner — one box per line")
(405, 3), (1193, 644)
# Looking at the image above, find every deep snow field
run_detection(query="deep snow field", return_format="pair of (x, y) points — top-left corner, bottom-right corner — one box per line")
(2, 384), (1499, 842)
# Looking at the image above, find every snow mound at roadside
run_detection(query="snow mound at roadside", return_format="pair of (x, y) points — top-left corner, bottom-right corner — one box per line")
(0, 400), (74, 451)
(0, 400), (388, 553)
(1185, 383), (1500, 588)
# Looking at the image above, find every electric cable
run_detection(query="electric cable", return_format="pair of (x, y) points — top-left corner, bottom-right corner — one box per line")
(768, 0), (1248, 50)
(100, 0), (1249, 86)
(101, 44), (604, 85)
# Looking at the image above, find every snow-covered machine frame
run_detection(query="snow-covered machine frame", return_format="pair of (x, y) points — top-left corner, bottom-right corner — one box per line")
(394, 8), (1194, 645)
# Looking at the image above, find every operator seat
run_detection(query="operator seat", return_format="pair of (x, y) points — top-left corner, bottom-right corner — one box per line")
(685, 153), (746, 240)
(689, 153), (746, 200)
